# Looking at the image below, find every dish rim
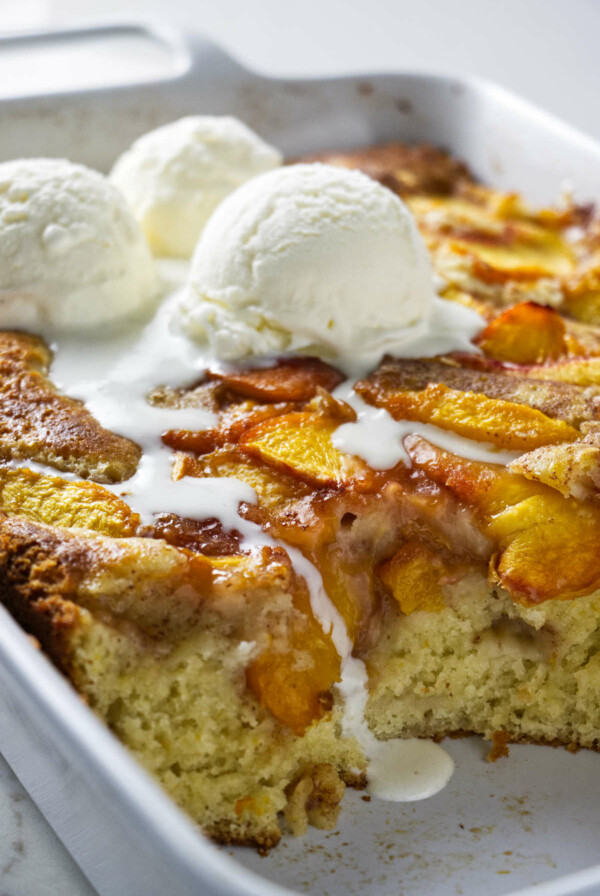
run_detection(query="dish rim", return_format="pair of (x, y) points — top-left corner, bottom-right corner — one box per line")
(1, 21), (600, 896)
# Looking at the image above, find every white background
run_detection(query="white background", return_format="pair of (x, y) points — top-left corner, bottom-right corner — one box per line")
(0, 2), (598, 894)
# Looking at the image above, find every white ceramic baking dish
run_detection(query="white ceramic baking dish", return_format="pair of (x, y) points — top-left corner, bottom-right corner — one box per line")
(2, 21), (600, 896)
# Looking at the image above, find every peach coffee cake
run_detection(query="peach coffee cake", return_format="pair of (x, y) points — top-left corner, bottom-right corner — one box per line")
(2, 121), (600, 853)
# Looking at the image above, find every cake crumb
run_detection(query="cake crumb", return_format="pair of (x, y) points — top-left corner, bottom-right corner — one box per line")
(487, 731), (510, 762)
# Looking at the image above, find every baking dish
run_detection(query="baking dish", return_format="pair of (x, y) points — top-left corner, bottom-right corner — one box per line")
(2, 21), (600, 896)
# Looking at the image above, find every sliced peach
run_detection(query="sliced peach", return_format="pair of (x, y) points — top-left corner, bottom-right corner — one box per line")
(0, 467), (138, 536)
(358, 355), (600, 428)
(476, 302), (567, 364)
(563, 263), (600, 325)
(371, 382), (578, 451)
(316, 550), (380, 648)
(468, 236), (572, 282)
(452, 352), (600, 387)
(379, 540), (447, 614)
(162, 403), (294, 456)
(246, 634), (339, 735)
(173, 446), (311, 508)
(162, 428), (223, 456)
(180, 452), (391, 677)
(406, 436), (600, 604)
(206, 358), (344, 403)
(564, 291), (600, 326)
(240, 412), (375, 489)
(522, 357), (600, 387)
(246, 583), (341, 734)
(563, 327), (595, 359)
(488, 487), (600, 603)
(409, 194), (575, 279)
(404, 434), (500, 506)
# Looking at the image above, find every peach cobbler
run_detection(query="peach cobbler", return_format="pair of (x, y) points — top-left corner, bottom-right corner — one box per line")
(2, 119), (600, 851)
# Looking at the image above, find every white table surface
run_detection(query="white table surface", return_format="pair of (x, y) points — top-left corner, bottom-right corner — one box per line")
(1, 2), (600, 894)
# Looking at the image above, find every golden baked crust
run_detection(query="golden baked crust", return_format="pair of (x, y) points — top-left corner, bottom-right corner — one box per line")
(0, 513), (84, 668)
(0, 332), (140, 481)
(301, 142), (473, 197)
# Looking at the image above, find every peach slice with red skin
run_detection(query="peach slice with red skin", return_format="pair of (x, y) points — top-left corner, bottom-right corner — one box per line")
(162, 403), (294, 457)
(162, 358), (344, 456)
(476, 302), (568, 364)
(206, 357), (344, 403)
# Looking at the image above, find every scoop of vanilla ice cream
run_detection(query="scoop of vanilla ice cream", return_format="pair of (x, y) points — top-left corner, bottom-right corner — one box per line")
(110, 116), (283, 258)
(181, 163), (434, 361)
(0, 158), (158, 333)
